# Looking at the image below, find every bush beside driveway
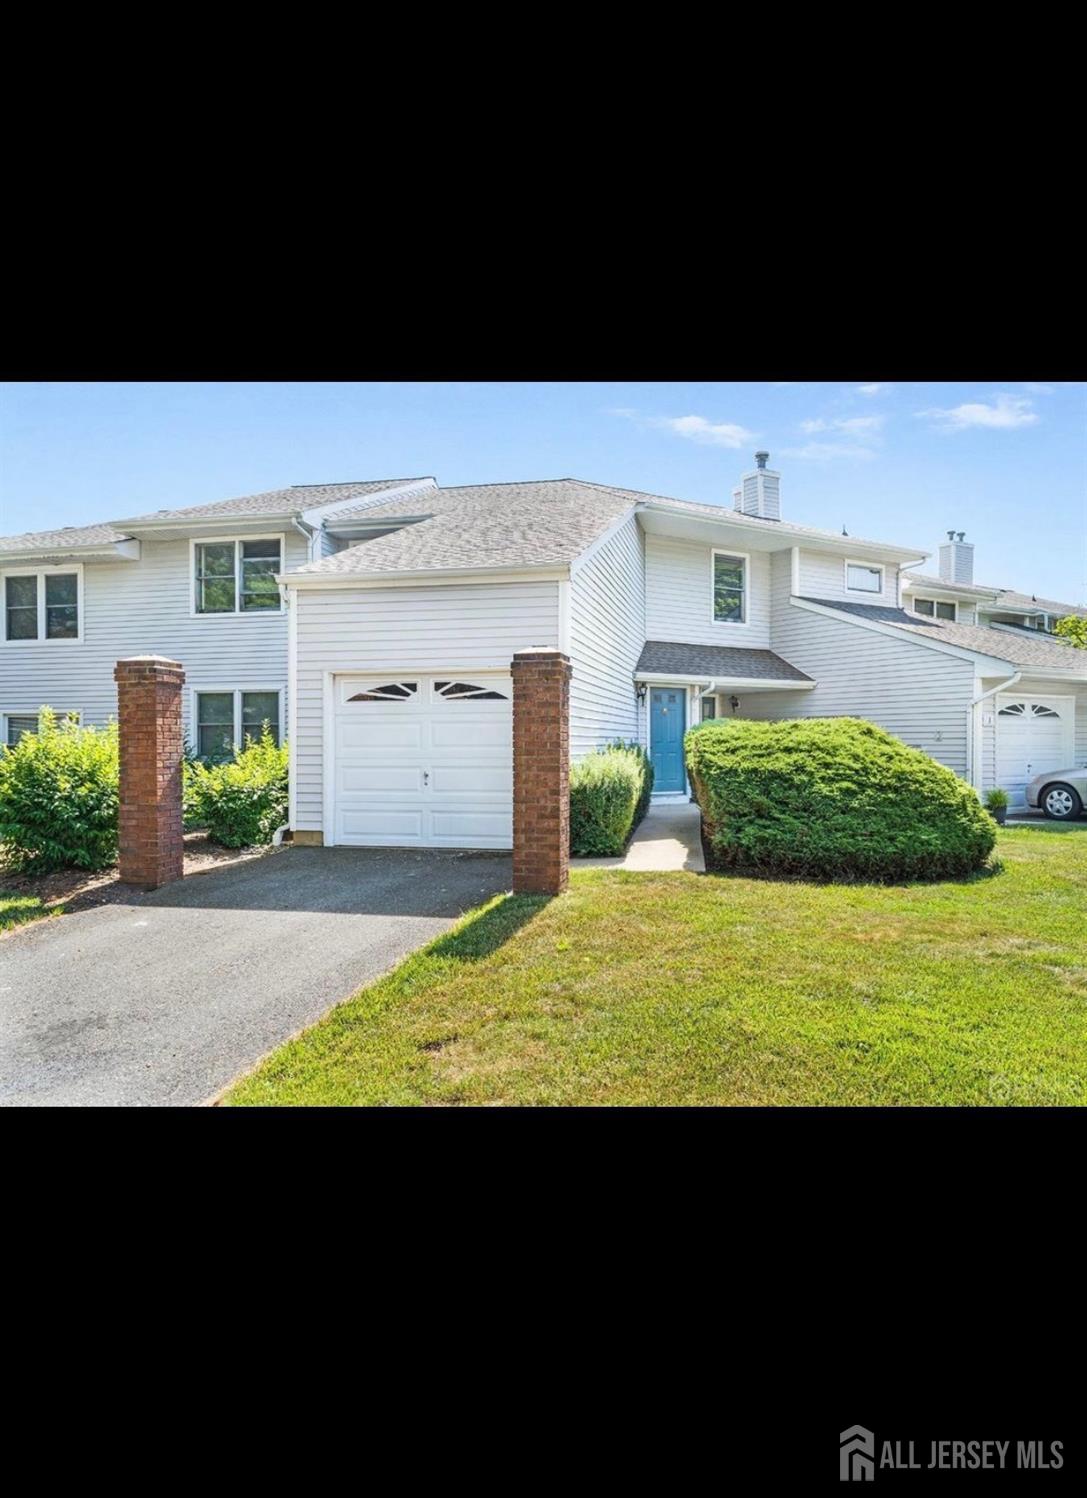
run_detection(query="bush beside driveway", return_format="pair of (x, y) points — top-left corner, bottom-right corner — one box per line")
(225, 826), (1087, 1107)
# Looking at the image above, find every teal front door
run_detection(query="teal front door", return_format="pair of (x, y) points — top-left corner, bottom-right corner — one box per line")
(650, 688), (686, 792)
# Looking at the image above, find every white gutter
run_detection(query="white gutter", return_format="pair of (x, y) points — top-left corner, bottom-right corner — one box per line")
(291, 515), (319, 562)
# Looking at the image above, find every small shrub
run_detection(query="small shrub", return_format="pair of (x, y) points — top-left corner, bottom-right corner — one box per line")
(570, 740), (654, 856)
(0, 709), (120, 873)
(685, 717), (996, 882)
(184, 730), (288, 848)
(985, 787), (1010, 811)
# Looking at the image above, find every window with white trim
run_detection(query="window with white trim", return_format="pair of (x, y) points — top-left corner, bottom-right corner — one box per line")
(195, 689), (282, 760)
(3, 710), (81, 747)
(913, 597), (956, 621)
(846, 561), (884, 594)
(3, 569), (81, 641)
(193, 538), (283, 614)
(712, 552), (746, 624)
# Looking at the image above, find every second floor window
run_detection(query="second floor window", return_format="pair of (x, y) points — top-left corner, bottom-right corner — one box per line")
(194, 538), (283, 614)
(713, 552), (746, 624)
(4, 570), (80, 641)
(913, 597), (956, 621)
(846, 562), (884, 594)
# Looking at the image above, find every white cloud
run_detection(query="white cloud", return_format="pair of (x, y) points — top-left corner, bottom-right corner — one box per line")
(800, 415), (884, 437)
(1023, 382), (1055, 395)
(608, 408), (755, 448)
(782, 441), (878, 463)
(856, 382), (892, 396)
(655, 414), (755, 448)
(917, 393), (1039, 431)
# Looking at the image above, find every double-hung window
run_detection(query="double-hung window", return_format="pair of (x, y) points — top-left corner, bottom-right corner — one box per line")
(193, 537), (283, 614)
(712, 552), (747, 624)
(3, 569), (81, 641)
(195, 689), (282, 761)
(913, 597), (956, 621)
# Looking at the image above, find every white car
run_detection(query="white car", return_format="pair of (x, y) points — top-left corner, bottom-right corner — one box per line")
(1025, 767), (1087, 821)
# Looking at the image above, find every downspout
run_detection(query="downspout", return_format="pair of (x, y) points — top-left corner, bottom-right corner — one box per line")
(968, 670), (1021, 793)
(292, 516), (319, 561)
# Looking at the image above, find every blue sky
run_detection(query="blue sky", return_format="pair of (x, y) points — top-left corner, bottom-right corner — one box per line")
(1, 381), (1084, 602)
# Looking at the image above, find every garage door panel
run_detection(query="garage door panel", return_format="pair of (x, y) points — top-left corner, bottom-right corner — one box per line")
(431, 811), (512, 843)
(338, 808), (425, 842)
(430, 718), (509, 750)
(337, 719), (425, 751)
(332, 672), (513, 848)
(340, 765), (425, 794)
(430, 765), (513, 795)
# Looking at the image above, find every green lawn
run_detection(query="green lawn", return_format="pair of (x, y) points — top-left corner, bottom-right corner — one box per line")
(0, 891), (56, 932)
(224, 826), (1087, 1107)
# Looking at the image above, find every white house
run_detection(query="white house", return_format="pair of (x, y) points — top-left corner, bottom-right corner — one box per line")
(3, 458), (1085, 844)
(0, 477), (435, 755)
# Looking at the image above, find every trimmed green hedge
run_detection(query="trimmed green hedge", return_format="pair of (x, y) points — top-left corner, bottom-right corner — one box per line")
(184, 730), (288, 848)
(685, 717), (996, 882)
(0, 710), (119, 873)
(570, 741), (654, 856)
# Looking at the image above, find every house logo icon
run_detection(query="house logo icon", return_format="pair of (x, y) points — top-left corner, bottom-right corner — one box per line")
(841, 1427), (875, 1481)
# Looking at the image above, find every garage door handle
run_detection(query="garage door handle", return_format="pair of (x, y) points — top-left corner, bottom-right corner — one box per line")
(424, 771), (430, 785)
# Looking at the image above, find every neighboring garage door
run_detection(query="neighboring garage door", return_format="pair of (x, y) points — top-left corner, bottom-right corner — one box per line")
(332, 674), (513, 848)
(995, 694), (1075, 808)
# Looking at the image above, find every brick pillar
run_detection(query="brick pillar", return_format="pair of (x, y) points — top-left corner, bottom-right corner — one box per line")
(511, 648), (571, 895)
(114, 656), (185, 890)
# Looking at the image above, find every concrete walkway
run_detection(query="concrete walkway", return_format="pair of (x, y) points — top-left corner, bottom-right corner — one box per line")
(575, 800), (705, 872)
(1, 846), (512, 1107)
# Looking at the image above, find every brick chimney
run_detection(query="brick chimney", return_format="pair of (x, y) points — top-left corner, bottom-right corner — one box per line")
(733, 451), (781, 520)
(938, 530), (974, 584)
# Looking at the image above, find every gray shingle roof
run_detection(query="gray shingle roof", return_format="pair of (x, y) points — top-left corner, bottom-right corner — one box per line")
(0, 521), (130, 552)
(577, 480), (927, 554)
(904, 571), (1087, 617)
(0, 479), (432, 553)
(118, 478), (430, 523)
(802, 598), (1087, 674)
(291, 480), (645, 575)
(636, 640), (812, 681)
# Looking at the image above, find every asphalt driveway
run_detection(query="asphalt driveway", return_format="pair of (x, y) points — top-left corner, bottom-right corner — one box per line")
(1, 846), (512, 1107)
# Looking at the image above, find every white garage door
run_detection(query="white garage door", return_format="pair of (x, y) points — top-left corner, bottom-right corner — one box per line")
(995, 695), (1075, 808)
(332, 674), (513, 848)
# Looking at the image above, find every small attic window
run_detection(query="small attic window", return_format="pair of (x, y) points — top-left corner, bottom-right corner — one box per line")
(846, 561), (884, 594)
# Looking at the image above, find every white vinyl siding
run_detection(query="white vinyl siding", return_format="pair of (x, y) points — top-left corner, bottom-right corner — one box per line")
(752, 554), (976, 777)
(796, 548), (897, 606)
(569, 515), (644, 758)
(0, 531), (306, 745)
(645, 535), (771, 649)
(292, 580), (560, 832)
